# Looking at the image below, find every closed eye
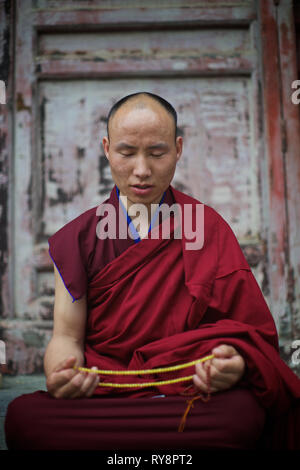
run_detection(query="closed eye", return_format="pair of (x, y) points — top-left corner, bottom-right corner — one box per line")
(120, 152), (164, 157)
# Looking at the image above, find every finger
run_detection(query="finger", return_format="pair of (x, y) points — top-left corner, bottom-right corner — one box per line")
(54, 356), (78, 373)
(57, 371), (86, 399)
(192, 374), (218, 393)
(46, 368), (78, 395)
(199, 362), (240, 392)
(212, 355), (245, 375)
(69, 371), (90, 398)
(194, 362), (218, 392)
(212, 344), (238, 358)
(195, 359), (243, 394)
(202, 357), (236, 377)
(84, 368), (100, 397)
(195, 361), (211, 384)
(77, 368), (100, 398)
(209, 359), (245, 391)
(193, 373), (208, 392)
(210, 372), (241, 389)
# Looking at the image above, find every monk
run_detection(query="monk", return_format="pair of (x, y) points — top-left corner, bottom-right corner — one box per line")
(5, 92), (300, 450)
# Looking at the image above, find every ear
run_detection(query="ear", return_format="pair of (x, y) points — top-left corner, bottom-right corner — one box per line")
(102, 136), (110, 159)
(175, 136), (183, 162)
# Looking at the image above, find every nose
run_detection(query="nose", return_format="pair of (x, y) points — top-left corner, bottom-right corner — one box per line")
(132, 155), (152, 179)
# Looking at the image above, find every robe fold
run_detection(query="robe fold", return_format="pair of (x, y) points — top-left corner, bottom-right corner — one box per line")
(5, 184), (300, 450)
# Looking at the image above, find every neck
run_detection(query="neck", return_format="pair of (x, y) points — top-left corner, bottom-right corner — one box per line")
(119, 191), (164, 237)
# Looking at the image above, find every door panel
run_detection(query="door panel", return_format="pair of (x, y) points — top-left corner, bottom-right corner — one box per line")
(2, 0), (298, 374)
(40, 77), (257, 239)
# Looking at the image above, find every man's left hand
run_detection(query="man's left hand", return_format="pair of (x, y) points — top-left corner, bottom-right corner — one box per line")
(193, 344), (245, 393)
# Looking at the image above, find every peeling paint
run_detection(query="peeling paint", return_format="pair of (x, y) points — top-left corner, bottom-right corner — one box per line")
(76, 147), (85, 159)
(48, 166), (58, 183)
(241, 244), (263, 268)
(0, 0), (11, 320)
(98, 153), (113, 195)
(38, 96), (46, 220)
(16, 92), (31, 112)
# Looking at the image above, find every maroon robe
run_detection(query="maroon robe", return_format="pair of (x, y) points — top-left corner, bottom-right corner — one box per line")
(4, 185), (300, 450)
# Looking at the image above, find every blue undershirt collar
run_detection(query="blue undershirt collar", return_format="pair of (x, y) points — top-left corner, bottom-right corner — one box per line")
(116, 186), (166, 243)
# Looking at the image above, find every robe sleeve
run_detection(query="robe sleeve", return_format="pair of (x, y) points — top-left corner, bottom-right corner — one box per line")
(48, 207), (98, 302)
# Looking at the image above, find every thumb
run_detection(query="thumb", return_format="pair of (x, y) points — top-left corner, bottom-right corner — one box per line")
(212, 344), (237, 358)
(54, 356), (77, 373)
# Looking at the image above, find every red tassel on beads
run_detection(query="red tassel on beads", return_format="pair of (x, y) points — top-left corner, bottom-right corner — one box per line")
(178, 363), (211, 432)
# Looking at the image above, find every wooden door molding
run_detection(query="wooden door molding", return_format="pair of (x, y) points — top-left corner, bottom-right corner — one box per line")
(1, 0), (299, 375)
(258, 0), (300, 368)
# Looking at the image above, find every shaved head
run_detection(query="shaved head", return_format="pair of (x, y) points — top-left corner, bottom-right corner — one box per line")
(102, 91), (183, 211)
(106, 92), (178, 142)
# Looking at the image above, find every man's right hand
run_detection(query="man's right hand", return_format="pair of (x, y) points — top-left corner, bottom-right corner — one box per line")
(46, 356), (100, 399)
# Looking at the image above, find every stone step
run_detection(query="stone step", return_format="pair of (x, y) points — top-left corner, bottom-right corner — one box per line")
(0, 374), (46, 450)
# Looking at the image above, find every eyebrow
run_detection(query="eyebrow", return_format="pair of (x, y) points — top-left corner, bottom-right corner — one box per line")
(148, 143), (169, 150)
(115, 142), (169, 150)
(115, 142), (137, 150)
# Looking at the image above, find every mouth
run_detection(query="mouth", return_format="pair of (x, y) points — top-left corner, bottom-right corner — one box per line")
(130, 184), (154, 195)
(131, 184), (153, 189)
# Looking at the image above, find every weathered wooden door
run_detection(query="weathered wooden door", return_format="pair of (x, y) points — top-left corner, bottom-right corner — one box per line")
(1, 0), (299, 374)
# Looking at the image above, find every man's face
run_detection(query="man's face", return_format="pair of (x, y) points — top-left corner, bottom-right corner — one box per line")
(102, 100), (183, 208)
